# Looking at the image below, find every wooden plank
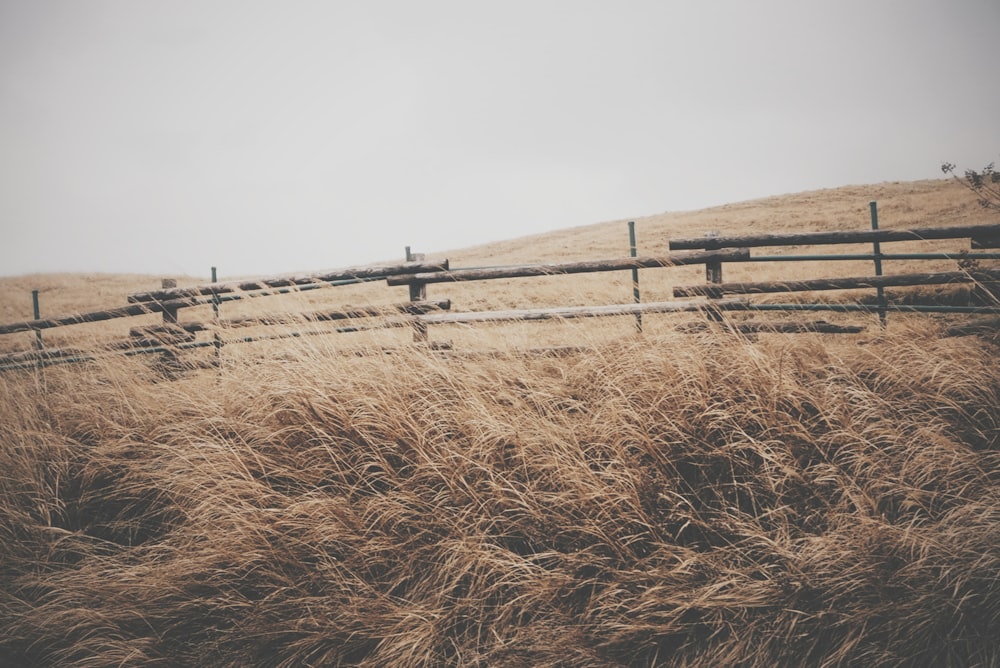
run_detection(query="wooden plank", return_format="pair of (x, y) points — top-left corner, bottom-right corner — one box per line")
(677, 320), (865, 334)
(0, 347), (90, 364)
(127, 259), (451, 303)
(214, 300), (451, 329)
(385, 249), (750, 286)
(672, 270), (1000, 297)
(128, 324), (198, 346)
(669, 224), (1000, 251)
(972, 234), (1000, 249)
(945, 317), (1000, 336)
(401, 298), (750, 325)
(0, 296), (204, 335)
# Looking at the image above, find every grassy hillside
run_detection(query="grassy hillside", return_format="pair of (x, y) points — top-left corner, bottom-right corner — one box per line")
(1, 179), (999, 666)
(1, 178), (995, 333)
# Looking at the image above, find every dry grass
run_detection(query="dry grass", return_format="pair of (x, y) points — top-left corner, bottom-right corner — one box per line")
(1, 178), (999, 666)
(1, 322), (998, 666)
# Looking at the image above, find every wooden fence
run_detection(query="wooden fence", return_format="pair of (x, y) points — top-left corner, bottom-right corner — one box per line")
(2, 203), (999, 372)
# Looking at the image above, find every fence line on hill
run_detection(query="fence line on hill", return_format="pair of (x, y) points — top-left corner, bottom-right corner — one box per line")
(2, 201), (999, 372)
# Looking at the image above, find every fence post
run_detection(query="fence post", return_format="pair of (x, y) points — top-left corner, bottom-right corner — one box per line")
(211, 267), (222, 364)
(969, 231), (1000, 304)
(157, 278), (182, 376)
(405, 248), (429, 343)
(628, 221), (642, 333)
(704, 231), (724, 322)
(161, 279), (179, 324)
(869, 201), (887, 327)
(31, 290), (43, 350)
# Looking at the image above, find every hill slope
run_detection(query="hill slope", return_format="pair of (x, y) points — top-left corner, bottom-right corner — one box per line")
(1, 178), (993, 315)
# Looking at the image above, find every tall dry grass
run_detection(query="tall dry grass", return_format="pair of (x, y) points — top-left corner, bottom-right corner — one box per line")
(1, 318), (998, 667)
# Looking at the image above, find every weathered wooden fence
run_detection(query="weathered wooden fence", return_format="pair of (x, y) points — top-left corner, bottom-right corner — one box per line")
(2, 202), (999, 372)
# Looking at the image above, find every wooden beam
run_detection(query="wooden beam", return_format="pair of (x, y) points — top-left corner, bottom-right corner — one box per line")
(945, 317), (1000, 336)
(669, 224), (1000, 251)
(127, 259), (450, 303)
(385, 249), (750, 286)
(673, 270), (1000, 297)
(213, 300), (451, 329)
(0, 296), (204, 335)
(0, 347), (90, 364)
(127, 324), (199, 347)
(677, 320), (864, 334)
(398, 298), (750, 325)
(972, 234), (1000, 249)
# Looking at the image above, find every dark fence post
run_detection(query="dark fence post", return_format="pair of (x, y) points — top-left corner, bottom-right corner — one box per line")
(31, 290), (43, 350)
(211, 267), (222, 364)
(704, 231), (724, 322)
(970, 232), (1000, 304)
(158, 278), (182, 376)
(870, 201), (887, 327)
(405, 248), (428, 343)
(628, 221), (642, 332)
(161, 279), (179, 324)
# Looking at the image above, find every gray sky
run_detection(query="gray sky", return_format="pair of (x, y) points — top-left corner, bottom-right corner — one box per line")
(2, 0), (998, 278)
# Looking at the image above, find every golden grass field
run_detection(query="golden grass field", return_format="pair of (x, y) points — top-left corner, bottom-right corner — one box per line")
(1, 178), (999, 666)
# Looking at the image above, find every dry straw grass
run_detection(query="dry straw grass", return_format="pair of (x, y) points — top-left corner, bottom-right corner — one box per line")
(1, 319), (999, 666)
(1, 179), (999, 666)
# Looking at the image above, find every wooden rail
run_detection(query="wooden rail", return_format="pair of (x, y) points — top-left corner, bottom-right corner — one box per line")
(211, 300), (452, 329)
(128, 260), (450, 303)
(0, 296), (206, 335)
(405, 299), (749, 324)
(673, 270), (1000, 297)
(385, 249), (749, 286)
(668, 224), (1000, 250)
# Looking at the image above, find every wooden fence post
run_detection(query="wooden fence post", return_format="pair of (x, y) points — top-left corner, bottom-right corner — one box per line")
(405, 249), (429, 343)
(211, 267), (222, 365)
(970, 232), (1000, 304)
(704, 231), (724, 322)
(869, 202), (887, 327)
(628, 221), (642, 332)
(31, 290), (43, 350)
(161, 279), (179, 324)
(157, 278), (183, 376)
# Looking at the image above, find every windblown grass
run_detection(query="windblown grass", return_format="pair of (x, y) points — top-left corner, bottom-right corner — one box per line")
(2, 320), (998, 666)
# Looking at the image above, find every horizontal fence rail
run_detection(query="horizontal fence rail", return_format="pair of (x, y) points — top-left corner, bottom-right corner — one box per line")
(748, 252), (1000, 262)
(188, 300), (452, 330)
(128, 260), (450, 303)
(673, 269), (1000, 297)
(407, 298), (750, 324)
(669, 224), (1000, 250)
(0, 296), (207, 335)
(385, 249), (749, 286)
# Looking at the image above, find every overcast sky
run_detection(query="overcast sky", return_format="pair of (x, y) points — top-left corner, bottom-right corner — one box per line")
(1, 1), (998, 278)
